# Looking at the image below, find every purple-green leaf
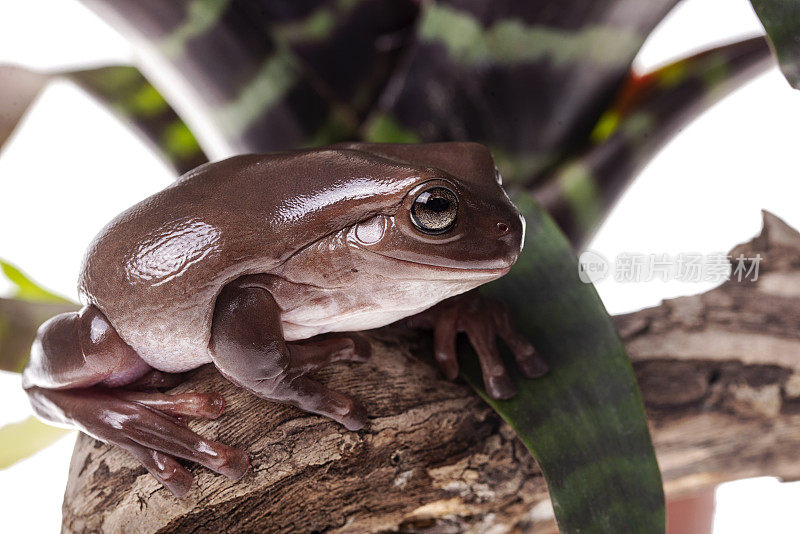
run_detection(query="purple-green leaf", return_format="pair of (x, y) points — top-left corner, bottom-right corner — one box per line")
(0, 297), (77, 373)
(533, 37), (773, 248)
(0, 261), (77, 372)
(0, 64), (207, 175)
(465, 194), (664, 532)
(750, 0), (800, 89)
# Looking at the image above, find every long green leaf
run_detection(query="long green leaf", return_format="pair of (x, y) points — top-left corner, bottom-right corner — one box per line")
(0, 297), (78, 373)
(465, 194), (663, 533)
(0, 417), (71, 469)
(0, 264), (76, 465)
(534, 37), (773, 248)
(750, 0), (800, 89)
(0, 260), (71, 303)
(0, 260), (78, 372)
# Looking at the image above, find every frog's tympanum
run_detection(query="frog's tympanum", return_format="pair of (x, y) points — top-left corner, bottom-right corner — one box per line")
(23, 142), (547, 496)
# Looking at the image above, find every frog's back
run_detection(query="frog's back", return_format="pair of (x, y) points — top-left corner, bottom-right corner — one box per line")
(79, 150), (418, 371)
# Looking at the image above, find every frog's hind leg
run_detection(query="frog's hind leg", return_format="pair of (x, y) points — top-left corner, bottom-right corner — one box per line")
(22, 305), (248, 497)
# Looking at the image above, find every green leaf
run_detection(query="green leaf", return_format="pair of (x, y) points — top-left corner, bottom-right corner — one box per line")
(0, 416), (71, 469)
(0, 297), (78, 373)
(534, 37), (773, 249)
(67, 66), (208, 174)
(0, 260), (71, 303)
(464, 194), (663, 533)
(0, 261), (78, 372)
(750, 0), (800, 89)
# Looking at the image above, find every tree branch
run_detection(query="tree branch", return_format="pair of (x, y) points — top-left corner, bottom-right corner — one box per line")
(62, 211), (800, 533)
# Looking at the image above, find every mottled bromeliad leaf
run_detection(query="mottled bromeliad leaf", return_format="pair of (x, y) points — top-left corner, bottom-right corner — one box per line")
(367, 0), (680, 185)
(534, 37), (773, 249)
(0, 261), (77, 372)
(0, 64), (206, 175)
(0, 267), (75, 464)
(67, 66), (208, 174)
(0, 260), (71, 304)
(78, 0), (421, 153)
(750, 0), (800, 89)
(462, 194), (663, 533)
(77, 0), (683, 181)
(0, 297), (77, 373)
(0, 416), (71, 469)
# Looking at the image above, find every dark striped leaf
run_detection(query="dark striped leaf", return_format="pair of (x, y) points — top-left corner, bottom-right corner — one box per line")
(467, 194), (664, 533)
(78, 0), (420, 152)
(369, 0), (680, 185)
(67, 66), (208, 174)
(750, 0), (800, 89)
(0, 297), (77, 373)
(0, 261), (78, 373)
(533, 37), (773, 248)
(77, 0), (682, 177)
(0, 64), (207, 175)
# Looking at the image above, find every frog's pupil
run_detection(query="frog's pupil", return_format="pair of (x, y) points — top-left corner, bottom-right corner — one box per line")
(410, 186), (458, 234)
(427, 197), (448, 212)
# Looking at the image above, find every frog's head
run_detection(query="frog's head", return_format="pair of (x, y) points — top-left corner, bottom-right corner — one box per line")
(343, 143), (524, 282)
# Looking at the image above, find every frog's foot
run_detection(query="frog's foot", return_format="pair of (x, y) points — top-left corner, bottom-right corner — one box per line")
(406, 291), (548, 400)
(211, 281), (371, 432)
(269, 371), (368, 431)
(269, 333), (371, 431)
(26, 386), (249, 497)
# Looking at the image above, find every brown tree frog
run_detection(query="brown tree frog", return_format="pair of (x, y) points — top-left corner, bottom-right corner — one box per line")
(22, 142), (546, 496)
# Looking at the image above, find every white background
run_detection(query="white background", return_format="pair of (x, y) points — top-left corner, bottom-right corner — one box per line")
(1, 0), (799, 531)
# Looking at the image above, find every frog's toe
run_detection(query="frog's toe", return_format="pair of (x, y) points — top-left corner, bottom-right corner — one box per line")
(26, 386), (248, 496)
(123, 442), (194, 497)
(487, 299), (548, 379)
(432, 305), (459, 381)
(461, 314), (518, 400)
(270, 374), (368, 431)
(113, 400), (249, 483)
(287, 333), (372, 374)
(114, 390), (225, 419)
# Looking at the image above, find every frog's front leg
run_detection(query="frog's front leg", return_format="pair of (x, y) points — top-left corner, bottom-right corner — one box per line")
(210, 277), (370, 431)
(22, 306), (249, 497)
(406, 291), (549, 400)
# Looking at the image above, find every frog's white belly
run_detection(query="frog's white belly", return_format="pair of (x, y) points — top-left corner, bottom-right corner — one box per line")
(278, 276), (479, 341)
(281, 306), (427, 341)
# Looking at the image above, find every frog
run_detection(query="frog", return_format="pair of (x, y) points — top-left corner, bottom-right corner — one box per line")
(22, 142), (547, 496)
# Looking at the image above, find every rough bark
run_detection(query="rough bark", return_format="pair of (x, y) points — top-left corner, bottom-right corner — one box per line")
(62, 211), (800, 533)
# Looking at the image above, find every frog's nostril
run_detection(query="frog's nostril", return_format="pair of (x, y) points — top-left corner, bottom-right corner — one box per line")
(497, 222), (509, 234)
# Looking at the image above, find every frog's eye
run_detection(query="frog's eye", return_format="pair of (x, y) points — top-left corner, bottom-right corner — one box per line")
(410, 187), (458, 234)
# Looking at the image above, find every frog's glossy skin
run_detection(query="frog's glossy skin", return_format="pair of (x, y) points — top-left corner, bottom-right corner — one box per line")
(22, 142), (546, 497)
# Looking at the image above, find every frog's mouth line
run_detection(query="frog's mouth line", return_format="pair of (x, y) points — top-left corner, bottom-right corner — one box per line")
(365, 249), (511, 279)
